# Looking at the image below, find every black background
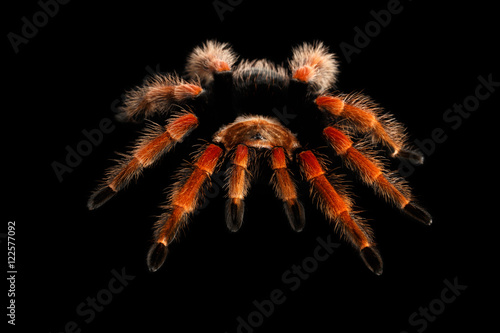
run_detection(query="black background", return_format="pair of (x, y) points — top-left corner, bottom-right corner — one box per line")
(5, 0), (499, 332)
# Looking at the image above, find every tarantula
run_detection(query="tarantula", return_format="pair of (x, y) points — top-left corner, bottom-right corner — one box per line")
(88, 40), (431, 275)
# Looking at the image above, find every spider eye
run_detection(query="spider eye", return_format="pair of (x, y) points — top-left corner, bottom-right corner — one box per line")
(251, 132), (265, 140)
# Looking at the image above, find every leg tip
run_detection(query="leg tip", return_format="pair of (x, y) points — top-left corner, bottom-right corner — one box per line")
(87, 186), (116, 210)
(284, 200), (306, 232)
(360, 246), (384, 276)
(147, 241), (169, 272)
(225, 199), (244, 232)
(404, 202), (432, 225)
(395, 149), (424, 165)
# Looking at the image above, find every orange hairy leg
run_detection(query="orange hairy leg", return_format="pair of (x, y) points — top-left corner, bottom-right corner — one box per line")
(147, 144), (224, 272)
(225, 144), (252, 231)
(185, 40), (237, 84)
(288, 42), (338, 92)
(270, 147), (305, 231)
(315, 95), (424, 163)
(137, 83), (203, 113)
(120, 74), (204, 122)
(297, 150), (382, 275)
(87, 113), (199, 210)
(323, 126), (432, 225)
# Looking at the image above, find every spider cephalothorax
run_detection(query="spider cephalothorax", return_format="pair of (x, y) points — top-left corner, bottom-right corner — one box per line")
(88, 40), (431, 275)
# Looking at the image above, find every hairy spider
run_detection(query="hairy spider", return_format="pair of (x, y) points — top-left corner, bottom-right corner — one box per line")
(88, 40), (431, 275)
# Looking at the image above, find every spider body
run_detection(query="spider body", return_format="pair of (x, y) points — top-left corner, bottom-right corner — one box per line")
(89, 40), (431, 275)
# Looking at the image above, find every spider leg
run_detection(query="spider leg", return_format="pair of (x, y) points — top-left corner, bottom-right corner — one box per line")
(323, 126), (432, 225)
(269, 147), (305, 232)
(87, 112), (199, 210)
(315, 93), (424, 163)
(288, 43), (421, 162)
(214, 115), (305, 232)
(147, 143), (224, 272)
(297, 150), (383, 275)
(118, 74), (204, 122)
(185, 40), (238, 84)
(225, 144), (253, 231)
(288, 41), (339, 93)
